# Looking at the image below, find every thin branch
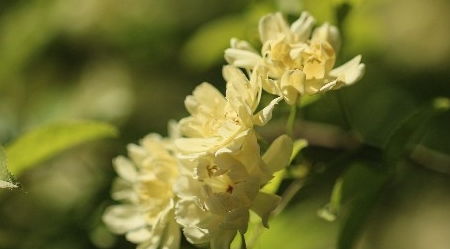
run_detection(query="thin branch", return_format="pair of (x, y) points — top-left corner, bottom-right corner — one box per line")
(286, 101), (298, 137)
(273, 178), (306, 216)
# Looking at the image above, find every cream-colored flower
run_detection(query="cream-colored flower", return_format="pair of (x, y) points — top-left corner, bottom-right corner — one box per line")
(176, 65), (281, 156)
(174, 134), (293, 249)
(103, 133), (180, 249)
(225, 12), (365, 105)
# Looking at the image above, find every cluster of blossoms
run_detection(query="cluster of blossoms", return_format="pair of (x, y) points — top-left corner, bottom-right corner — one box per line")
(103, 12), (364, 249)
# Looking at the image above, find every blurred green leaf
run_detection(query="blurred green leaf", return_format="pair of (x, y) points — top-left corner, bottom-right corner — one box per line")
(290, 139), (308, 163)
(261, 169), (285, 194)
(302, 0), (335, 23)
(341, 80), (417, 147)
(6, 120), (118, 175)
(317, 177), (343, 221)
(383, 101), (445, 166)
(0, 0), (60, 86)
(181, 15), (246, 70)
(0, 145), (18, 189)
(181, 3), (273, 70)
(337, 163), (388, 249)
(419, 113), (450, 155)
(257, 193), (339, 249)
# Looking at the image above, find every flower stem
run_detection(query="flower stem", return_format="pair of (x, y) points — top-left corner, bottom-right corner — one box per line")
(286, 102), (298, 137)
(273, 178), (305, 215)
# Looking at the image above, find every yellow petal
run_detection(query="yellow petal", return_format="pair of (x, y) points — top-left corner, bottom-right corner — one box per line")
(175, 137), (222, 154)
(222, 65), (248, 84)
(210, 229), (237, 249)
(290, 11), (316, 42)
(113, 156), (137, 182)
(329, 55), (365, 86)
(185, 82), (226, 115)
(280, 70), (305, 105)
(250, 191), (281, 227)
(253, 97), (282, 126)
(258, 12), (290, 43)
(312, 23), (341, 53)
(262, 135), (293, 173)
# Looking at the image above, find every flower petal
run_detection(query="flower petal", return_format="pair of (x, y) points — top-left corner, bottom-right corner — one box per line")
(221, 208), (249, 233)
(111, 178), (137, 202)
(312, 23), (341, 52)
(262, 135), (293, 174)
(103, 205), (146, 234)
(224, 39), (260, 69)
(259, 12), (290, 43)
(175, 137), (223, 154)
(160, 218), (181, 249)
(329, 55), (365, 86)
(222, 65), (248, 83)
(185, 82), (226, 116)
(113, 156), (137, 182)
(183, 226), (210, 245)
(210, 229), (237, 249)
(250, 192), (280, 227)
(224, 48), (261, 69)
(280, 70), (305, 105)
(290, 11), (316, 42)
(261, 77), (281, 95)
(126, 227), (152, 243)
(253, 96), (282, 126)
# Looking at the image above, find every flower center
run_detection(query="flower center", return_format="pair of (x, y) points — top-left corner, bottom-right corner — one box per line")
(203, 174), (234, 194)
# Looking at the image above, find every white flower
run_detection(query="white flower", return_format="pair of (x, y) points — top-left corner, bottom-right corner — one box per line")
(224, 11), (365, 105)
(103, 134), (180, 249)
(174, 134), (293, 249)
(176, 65), (281, 156)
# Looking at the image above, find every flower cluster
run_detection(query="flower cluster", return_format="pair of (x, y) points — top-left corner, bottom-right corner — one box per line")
(103, 12), (364, 249)
(225, 12), (365, 105)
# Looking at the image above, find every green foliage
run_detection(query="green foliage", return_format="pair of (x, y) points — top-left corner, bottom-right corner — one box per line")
(0, 145), (17, 189)
(0, 0), (449, 249)
(257, 193), (339, 249)
(181, 15), (247, 70)
(383, 99), (448, 169)
(5, 120), (118, 175)
(317, 178), (343, 221)
(290, 139), (309, 163)
(0, 0), (59, 86)
(181, 3), (274, 70)
(336, 163), (388, 249)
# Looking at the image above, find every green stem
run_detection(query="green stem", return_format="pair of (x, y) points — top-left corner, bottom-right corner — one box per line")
(273, 178), (305, 215)
(286, 101), (298, 137)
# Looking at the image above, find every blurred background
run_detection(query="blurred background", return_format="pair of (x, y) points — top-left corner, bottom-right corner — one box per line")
(0, 0), (449, 248)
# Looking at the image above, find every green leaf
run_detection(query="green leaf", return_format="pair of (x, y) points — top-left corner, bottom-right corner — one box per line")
(317, 178), (343, 222)
(181, 15), (247, 70)
(181, 3), (273, 70)
(336, 163), (388, 249)
(290, 139), (308, 164)
(257, 195), (339, 249)
(0, 146), (18, 189)
(6, 120), (118, 175)
(0, 0), (60, 87)
(383, 101), (445, 167)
